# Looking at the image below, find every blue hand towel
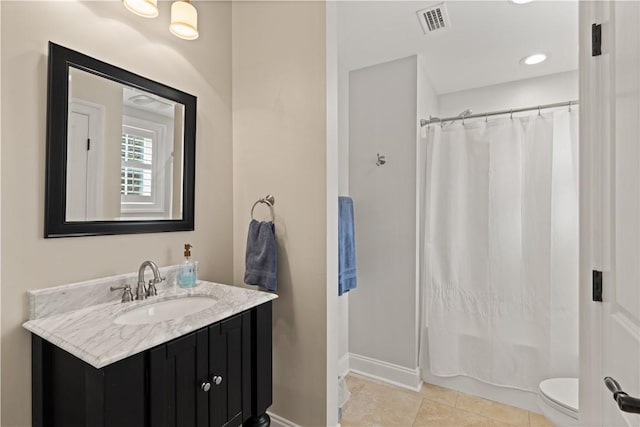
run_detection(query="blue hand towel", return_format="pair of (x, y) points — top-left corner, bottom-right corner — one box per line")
(244, 220), (278, 292)
(339, 196), (357, 296)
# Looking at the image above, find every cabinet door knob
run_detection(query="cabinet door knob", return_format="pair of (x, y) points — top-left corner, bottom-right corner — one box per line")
(213, 375), (223, 385)
(201, 382), (211, 392)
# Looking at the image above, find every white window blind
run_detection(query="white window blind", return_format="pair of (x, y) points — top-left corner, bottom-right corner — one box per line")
(119, 112), (171, 218)
(121, 131), (153, 197)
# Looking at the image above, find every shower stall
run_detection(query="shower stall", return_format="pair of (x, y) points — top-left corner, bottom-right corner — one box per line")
(343, 55), (580, 411)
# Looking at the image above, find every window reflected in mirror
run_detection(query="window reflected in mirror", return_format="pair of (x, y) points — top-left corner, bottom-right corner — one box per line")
(66, 67), (185, 222)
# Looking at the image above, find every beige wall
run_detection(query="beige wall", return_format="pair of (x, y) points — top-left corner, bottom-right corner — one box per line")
(232, 2), (328, 425)
(0, 2), (3, 422)
(0, 2), (233, 426)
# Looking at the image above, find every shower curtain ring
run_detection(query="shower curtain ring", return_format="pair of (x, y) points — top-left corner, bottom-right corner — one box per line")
(538, 105), (542, 116)
(485, 113), (488, 123)
(568, 102), (572, 112)
(510, 109), (513, 119)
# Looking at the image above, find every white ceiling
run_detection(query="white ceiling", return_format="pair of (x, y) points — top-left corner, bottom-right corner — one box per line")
(337, 0), (579, 94)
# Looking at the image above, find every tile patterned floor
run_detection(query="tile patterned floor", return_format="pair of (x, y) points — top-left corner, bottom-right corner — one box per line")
(341, 373), (553, 427)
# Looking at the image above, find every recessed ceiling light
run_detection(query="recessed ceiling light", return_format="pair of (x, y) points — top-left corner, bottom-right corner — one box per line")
(510, 0), (534, 4)
(522, 53), (547, 65)
(129, 95), (155, 106)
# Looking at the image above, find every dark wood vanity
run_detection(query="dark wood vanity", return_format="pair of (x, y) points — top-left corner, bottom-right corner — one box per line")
(34, 40), (276, 426)
(31, 302), (272, 427)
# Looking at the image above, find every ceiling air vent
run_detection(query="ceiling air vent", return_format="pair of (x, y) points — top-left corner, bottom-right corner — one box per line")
(417, 3), (450, 35)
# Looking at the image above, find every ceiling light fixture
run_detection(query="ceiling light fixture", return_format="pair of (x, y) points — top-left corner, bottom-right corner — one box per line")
(170, 0), (199, 40)
(522, 53), (547, 65)
(122, 0), (158, 18)
(510, 0), (534, 4)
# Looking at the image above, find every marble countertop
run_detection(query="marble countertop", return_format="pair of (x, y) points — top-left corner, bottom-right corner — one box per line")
(23, 281), (277, 369)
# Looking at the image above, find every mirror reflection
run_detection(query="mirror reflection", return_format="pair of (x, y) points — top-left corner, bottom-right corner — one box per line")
(66, 67), (185, 221)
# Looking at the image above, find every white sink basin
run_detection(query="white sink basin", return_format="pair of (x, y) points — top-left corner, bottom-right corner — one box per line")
(114, 296), (218, 325)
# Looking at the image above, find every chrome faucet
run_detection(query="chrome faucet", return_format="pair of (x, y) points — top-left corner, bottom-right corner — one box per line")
(136, 260), (165, 300)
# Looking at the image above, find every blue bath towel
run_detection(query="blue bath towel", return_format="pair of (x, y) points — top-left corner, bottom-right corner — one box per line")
(244, 220), (278, 292)
(339, 196), (357, 296)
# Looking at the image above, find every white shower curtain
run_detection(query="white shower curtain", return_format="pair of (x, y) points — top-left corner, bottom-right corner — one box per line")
(421, 110), (579, 392)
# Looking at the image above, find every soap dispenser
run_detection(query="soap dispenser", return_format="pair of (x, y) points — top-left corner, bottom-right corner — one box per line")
(177, 243), (197, 288)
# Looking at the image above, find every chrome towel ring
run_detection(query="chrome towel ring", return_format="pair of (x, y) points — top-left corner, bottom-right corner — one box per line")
(251, 194), (276, 222)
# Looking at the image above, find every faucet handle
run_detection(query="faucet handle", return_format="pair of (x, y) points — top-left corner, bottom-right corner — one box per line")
(147, 275), (166, 297)
(110, 284), (134, 303)
(147, 280), (158, 297)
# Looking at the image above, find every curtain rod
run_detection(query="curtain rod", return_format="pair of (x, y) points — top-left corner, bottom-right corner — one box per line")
(420, 100), (579, 127)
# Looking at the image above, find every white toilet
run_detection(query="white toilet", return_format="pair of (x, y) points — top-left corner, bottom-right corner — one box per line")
(536, 378), (579, 426)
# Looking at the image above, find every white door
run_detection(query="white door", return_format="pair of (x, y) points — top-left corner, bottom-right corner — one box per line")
(66, 101), (104, 221)
(581, 2), (640, 426)
(66, 110), (90, 221)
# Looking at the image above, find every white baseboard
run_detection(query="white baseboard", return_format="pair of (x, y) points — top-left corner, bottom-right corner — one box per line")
(338, 353), (350, 378)
(348, 353), (421, 392)
(267, 411), (302, 427)
(421, 369), (540, 413)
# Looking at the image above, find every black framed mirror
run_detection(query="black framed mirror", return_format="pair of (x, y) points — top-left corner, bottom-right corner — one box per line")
(45, 42), (196, 237)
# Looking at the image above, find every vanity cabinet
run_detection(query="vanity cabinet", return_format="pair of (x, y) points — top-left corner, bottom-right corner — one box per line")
(32, 302), (272, 427)
(149, 313), (246, 427)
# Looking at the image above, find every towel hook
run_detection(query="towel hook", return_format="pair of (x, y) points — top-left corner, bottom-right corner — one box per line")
(251, 194), (276, 222)
(376, 153), (387, 167)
